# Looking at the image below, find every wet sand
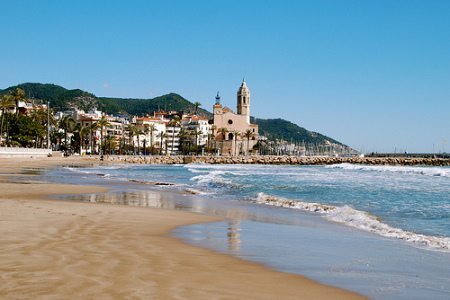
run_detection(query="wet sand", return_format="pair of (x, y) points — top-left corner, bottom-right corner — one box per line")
(0, 156), (365, 299)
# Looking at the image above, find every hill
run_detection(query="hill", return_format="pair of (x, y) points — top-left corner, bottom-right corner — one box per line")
(0, 83), (211, 117)
(98, 94), (212, 117)
(253, 117), (343, 145)
(0, 83), (95, 111)
(1, 82), (348, 147)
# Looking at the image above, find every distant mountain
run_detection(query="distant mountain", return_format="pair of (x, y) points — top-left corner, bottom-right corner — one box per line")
(0, 83), (95, 110)
(252, 117), (343, 145)
(0, 83), (211, 117)
(1, 82), (349, 147)
(99, 94), (212, 117)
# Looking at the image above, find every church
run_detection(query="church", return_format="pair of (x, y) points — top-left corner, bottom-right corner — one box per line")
(213, 79), (259, 156)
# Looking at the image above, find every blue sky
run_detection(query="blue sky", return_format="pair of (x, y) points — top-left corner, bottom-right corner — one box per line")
(1, 0), (449, 153)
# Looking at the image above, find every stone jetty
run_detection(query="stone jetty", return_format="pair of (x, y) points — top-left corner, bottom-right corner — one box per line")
(103, 155), (450, 166)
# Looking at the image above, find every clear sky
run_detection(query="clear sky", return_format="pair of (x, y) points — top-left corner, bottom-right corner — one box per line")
(1, 0), (449, 153)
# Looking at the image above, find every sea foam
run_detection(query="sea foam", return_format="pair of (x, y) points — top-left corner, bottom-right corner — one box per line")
(326, 163), (450, 177)
(255, 192), (450, 251)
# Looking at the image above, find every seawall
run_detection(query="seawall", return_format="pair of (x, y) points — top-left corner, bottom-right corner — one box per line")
(104, 155), (450, 166)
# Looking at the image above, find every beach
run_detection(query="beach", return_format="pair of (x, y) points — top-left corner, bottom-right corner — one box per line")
(0, 157), (364, 299)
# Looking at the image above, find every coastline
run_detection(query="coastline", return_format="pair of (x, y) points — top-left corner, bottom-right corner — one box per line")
(0, 157), (365, 299)
(105, 154), (450, 166)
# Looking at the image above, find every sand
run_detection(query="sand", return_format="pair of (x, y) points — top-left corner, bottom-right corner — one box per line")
(0, 156), (365, 299)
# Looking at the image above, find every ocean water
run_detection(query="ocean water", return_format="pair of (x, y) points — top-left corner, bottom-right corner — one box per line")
(55, 163), (450, 299)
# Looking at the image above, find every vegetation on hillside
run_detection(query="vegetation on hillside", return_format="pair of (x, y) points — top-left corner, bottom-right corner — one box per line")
(253, 117), (343, 145)
(0, 83), (94, 110)
(1, 83), (348, 147)
(98, 94), (212, 117)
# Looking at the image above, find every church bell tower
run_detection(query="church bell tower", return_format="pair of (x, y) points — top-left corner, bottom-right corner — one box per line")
(237, 79), (250, 124)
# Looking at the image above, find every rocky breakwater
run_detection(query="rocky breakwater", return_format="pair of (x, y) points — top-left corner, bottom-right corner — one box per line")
(104, 155), (450, 166)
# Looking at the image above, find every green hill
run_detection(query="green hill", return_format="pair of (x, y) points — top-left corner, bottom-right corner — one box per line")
(252, 117), (343, 145)
(98, 94), (212, 117)
(0, 83), (95, 110)
(0, 83), (211, 117)
(1, 82), (349, 147)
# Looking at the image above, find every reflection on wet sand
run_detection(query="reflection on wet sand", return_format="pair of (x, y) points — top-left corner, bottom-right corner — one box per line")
(57, 187), (313, 228)
(227, 220), (241, 252)
(62, 190), (191, 210)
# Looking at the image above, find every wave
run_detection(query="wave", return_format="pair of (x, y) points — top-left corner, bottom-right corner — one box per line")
(255, 193), (450, 251)
(326, 163), (450, 177)
(191, 170), (233, 186)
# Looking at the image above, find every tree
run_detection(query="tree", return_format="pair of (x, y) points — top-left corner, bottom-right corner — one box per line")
(209, 124), (217, 148)
(156, 132), (167, 155)
(8, 114), (42, 147)
(233, 131), (240, 156)
(192, 128), (201, 147)
(194, 101), (201, 115)
(218, 127), (228, 140)
(148, 123), (156, 153)
(243, 129), (253, 155)
(29, 108), (51, 148)
(105, 135), (115, 154)
(10, 88), (26, 115)
(127, 124), (137, 154)
(178, 128), (190, 155)
(89, 122), (99, 154)
(74, 124), (90, 154)
(97, 115), (111, 156)
(135, 128), (143, 155)
(0, 94), (15, 144)
(168, 116), (180, 155)
(59, 115), (77, 151)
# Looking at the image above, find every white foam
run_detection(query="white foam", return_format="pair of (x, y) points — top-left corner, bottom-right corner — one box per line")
(255, 192), (450, 251)
(327, 163), (450, 178)
(191, 170), (233, 186)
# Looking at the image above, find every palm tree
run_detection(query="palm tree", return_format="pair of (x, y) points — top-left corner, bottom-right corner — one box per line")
(127, 124), (137, 155)
(192, 128), (201, 147)
(30, 109), (50, 148)
(89, 122), (99, 154)
(11, 88), (26, 115)
(243, 129), (253, 155)
(0, 94), (15, 144)
(148, 123), (156, 153)
(207, 124), (217, 152)
(76, 125), (90, 155)
(59, 115), (76, 152)
(218, 127), (228, 140)
(169, 116), (180, 155)
(135, 128), (143, 155)
(105, 135), (115, 154)
(157, 132), (168, 155)
(157, 132), (164, 155)
(233, 131), (240, 156)
(97, 115), (111, 156)
(194, 101), (201, 115)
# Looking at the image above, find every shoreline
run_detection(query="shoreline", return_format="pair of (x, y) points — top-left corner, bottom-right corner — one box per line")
(0, 157), (365, 299)
(104, 154), (450, 166)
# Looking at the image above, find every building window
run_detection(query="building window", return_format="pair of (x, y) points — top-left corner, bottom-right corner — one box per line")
(228, 119), (233, 125)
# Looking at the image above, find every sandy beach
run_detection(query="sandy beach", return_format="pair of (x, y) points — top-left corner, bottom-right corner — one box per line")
(0, 157), (365, 299)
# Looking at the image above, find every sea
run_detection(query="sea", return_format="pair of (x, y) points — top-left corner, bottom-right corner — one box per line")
(47, 162), (450, 299)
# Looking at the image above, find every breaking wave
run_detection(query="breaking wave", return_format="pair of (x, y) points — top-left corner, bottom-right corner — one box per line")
(326, 163), (450, 177)
(255, 192), (450, 251)
(190, 170), (240, 188)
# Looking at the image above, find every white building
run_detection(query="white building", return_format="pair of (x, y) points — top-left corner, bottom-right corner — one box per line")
(181, 115), (212, 146)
